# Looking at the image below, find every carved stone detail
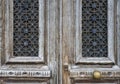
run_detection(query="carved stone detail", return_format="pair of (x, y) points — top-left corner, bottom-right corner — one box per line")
(70, 69), (120, 79)
(0, 70), (51, 78)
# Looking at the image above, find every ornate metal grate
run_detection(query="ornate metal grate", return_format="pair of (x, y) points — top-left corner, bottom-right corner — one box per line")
(13, 0), (39, 56)
(82, 0), (108, 57)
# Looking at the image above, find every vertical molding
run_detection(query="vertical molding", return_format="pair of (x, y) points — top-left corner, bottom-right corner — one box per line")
(117, 79), (119, 84)
(9, 0), (13, 58)
(62, 0), (75, 84)
(4, 0), (10, 62)
(108, 0), (115, 63)
(47, 0), (59, 84)
(39, 0), (45, 60)
(75, 0), (81, 63)
(0, 0), (5, 66)
(59, 0), (62, 83)
(0, 0), (2, 67)
(117, 0), (120, 67)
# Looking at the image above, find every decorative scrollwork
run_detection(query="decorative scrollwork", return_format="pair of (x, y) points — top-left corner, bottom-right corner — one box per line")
(70, 69), (120, 79)
(0, 70), (51, 78)
(82, 0), (108, 57)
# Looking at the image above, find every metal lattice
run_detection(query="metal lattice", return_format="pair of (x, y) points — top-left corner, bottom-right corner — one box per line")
(82, 0), (108, 57)
(13, 0), (39, 56)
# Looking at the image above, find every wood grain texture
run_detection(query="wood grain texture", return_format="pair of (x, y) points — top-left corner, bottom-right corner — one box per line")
(62, 0), (74, 84)
(0, 0), (59, 84)
(75, 83), (117, 84)
(62, 0), (120, 84)
(117, 0), (120, 67)
(0, 0), (120, 84)
(0, 0), (2, 67)
(3, 0), (45, 63)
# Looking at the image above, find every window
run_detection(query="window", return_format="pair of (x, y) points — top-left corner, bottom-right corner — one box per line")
(13, 0), (39, 56)
(82, 0), (108, 57)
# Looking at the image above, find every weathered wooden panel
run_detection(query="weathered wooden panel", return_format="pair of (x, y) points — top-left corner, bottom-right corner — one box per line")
(0, 0), (120, 84)
(72, 79), (119, 84)
(4, 80), (49, 84)
(62, 0), (120, 84)
(2, 0), (45, 63)
(75, 83), (116, 84)
(70, 67), (120, 79)
(0, 0), (2, 67)
(117, 0), (120, 67)
(5, 82), (47, 84)
(0, 0), (59, 84)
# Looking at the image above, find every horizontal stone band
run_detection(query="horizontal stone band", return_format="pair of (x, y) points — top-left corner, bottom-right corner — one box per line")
(0, 70), (51, 78)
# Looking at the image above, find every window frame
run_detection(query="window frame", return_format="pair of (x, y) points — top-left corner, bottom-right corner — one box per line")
(2, 0), (45, 63)
(75, 0), (115, 64)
